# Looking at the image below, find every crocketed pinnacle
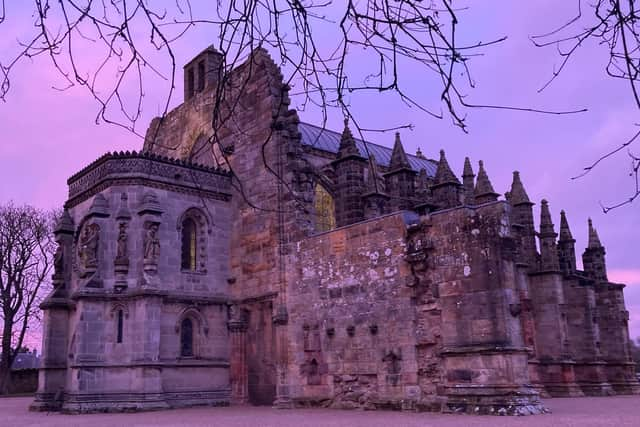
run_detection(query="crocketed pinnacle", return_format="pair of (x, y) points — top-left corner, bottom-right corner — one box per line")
(509, 171), (532, 205)
(539, 199), (556, 237)
(434, 149), (460, 185)
(559, 210), (574, 242)
(367, 154), (386, 193)
(55, 209), (75, 234)
(389, 132), (411, 171)
(588, 218), (603, 248)
(474, 160), (498, 199)
(337, 118), (361, 159)
(462, 157), (474, 178)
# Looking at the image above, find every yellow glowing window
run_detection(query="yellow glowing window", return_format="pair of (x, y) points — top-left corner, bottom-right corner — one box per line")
(314, 183), (336, 232)
(181, 218), (197, 270)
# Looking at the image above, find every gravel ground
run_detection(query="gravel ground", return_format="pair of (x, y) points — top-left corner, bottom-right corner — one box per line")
(2, 396), (640, 427)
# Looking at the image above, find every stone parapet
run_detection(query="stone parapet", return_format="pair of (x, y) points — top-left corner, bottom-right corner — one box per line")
(66, 151), (232, 207)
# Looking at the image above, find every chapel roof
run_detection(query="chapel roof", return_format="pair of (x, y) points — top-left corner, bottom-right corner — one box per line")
(298, 122), (438, 176)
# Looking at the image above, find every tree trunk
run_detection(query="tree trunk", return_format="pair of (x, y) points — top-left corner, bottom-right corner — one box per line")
(1, 317), (14, 394)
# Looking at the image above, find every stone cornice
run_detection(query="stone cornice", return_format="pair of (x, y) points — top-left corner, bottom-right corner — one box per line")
(66, 151), (232, 207)
(70, 288), (229, 305)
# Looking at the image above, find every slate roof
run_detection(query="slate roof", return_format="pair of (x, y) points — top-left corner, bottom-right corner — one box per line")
(298, 122), (438, 176)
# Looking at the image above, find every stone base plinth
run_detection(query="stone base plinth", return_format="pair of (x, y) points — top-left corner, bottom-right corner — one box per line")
(443, 386), (548, 416)
(32, 390), (230, 414)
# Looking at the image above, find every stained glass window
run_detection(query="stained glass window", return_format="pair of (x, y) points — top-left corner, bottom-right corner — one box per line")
(314, 183), (336, 232)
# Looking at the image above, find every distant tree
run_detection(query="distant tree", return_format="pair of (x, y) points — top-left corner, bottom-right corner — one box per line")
(0, 203), (54, 394)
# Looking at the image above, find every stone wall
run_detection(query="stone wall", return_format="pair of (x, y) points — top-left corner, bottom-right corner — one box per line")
(287, 213), (417, 409)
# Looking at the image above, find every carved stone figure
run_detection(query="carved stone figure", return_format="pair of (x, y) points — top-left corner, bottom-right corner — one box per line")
(144, 223), (161, 263)
(115, 222), (128, 264)
(78, 223), (100, 269)
(53, 243), (64, 277)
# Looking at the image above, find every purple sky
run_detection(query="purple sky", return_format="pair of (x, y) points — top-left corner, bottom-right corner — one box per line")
(1, 1), (639, 347)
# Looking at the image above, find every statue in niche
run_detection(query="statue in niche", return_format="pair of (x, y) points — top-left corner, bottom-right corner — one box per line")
(53, 243), (64, 277)
(115, 222), (128, 264)
(78, 223), (100, 269)
(144, 223), (161, 264)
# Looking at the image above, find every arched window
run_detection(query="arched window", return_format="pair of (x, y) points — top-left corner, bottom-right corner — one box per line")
(116, 310), (124, 344)
(314, 183), (336, 232)
(181, 218), (197, 271)
(180, 318), (194, 357)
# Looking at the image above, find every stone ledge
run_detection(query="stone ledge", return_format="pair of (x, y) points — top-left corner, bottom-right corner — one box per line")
(69, 359), (230, 369)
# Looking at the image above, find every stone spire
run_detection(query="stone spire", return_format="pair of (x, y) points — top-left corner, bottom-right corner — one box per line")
(508, 171), (531, 206)
(431, 150), (462, 210)
(332, 118), (367, 227)
(462, 157), (475, 205)
(337, 118), (361, 159)
(559, 210), (574, 242)
(434, 150), (460, 186)
(539, 199), (555, 237)
(507, 171), (537, 267)
(363, 155), (389, 219)
(538, 199), (560, 271)
(474, 160), (499, 204)
(384, 133), (416, 211)
(55, 209), (75, 235)
(389, 132), (411, 171)
(582, 218), (607, 281)
(366, 155), (386, 194)
(558, 210), (577, 275)
(587, 218), (603, 248)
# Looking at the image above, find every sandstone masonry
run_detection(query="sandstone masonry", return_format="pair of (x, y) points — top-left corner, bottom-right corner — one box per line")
(32, 45), (639, 415)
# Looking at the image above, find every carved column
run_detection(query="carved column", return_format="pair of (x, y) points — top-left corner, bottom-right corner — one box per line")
(228, 305), (249, 405)
(272, 304), (293, 408)
(30, 210), (75, 411)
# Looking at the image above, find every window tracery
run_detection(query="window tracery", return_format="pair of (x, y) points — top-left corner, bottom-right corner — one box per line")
(314, 183), (336, 232)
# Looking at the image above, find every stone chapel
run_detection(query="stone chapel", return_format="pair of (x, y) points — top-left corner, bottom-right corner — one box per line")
(31, 46), (639, 415)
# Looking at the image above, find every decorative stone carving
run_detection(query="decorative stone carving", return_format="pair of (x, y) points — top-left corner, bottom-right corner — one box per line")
(78, 223), (100, 271)
(115, 193), (132, 221)
(138, 191), (164, 216)
(87, 193), (110, 218)
(228, 304), (248, 332)
(115, 222), (129, 266)
(142, 222), (161, 276)
(53, 243), (64, 279)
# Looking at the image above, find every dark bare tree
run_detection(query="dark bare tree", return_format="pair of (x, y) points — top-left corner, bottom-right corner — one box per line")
(0, 203), (54, 394)
(533, 0), (640, 211)
(0, 1), (585, 210)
